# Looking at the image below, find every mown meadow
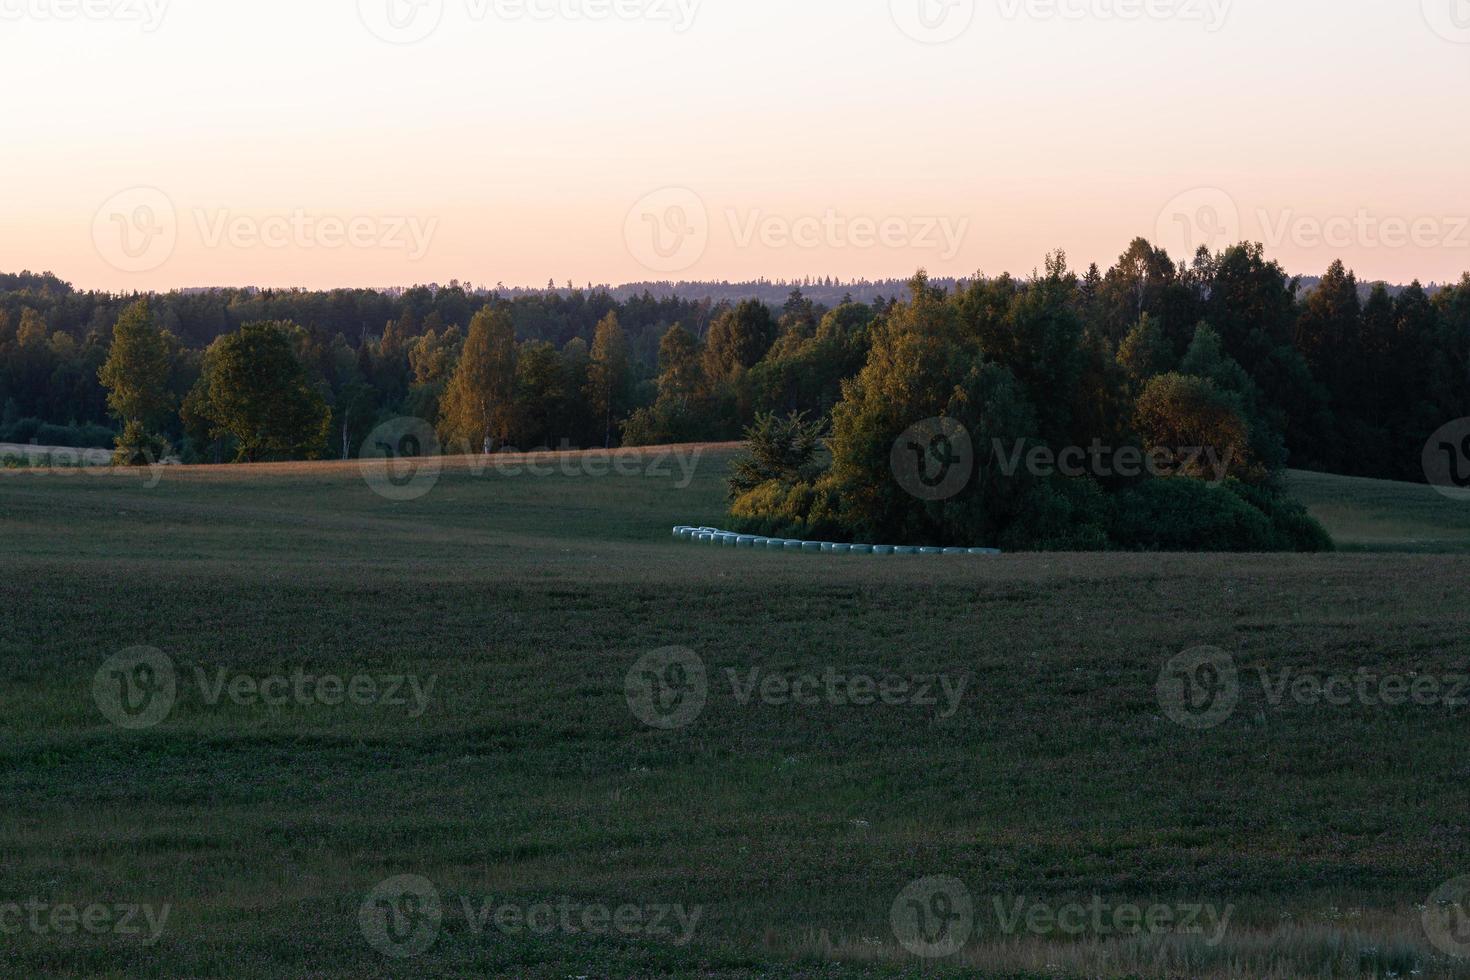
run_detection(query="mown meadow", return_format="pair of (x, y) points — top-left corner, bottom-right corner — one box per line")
(1, 446), (1468, 978)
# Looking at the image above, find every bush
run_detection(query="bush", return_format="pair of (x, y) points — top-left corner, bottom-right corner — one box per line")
(727, 476), (847, 541)
(1110, 477), (1277, 551)
(727, 411), (826, 499)
(1001, 476), (1115, 552)
(112, 419), (171, 467)
(1226, 480), (1335, 552)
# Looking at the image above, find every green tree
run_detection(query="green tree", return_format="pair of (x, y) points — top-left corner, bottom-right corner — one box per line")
(439, 306), (518, 451)
(515, 340), (569, 448)
(703, 300), (776, 381)
(1296, 260), (1361, 391)
(656, 324), (702, 404)
(187, 322), (331, 462)
(1134, 372), (1257, 482)
(98, 300), (173, 465)
(827, 275), (1039, 546)
(585, 312), (630, 448)
(1117, 314), (1174, 386)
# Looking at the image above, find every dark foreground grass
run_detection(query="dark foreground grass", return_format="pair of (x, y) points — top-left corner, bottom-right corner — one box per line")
(1, 447), (1468, 978)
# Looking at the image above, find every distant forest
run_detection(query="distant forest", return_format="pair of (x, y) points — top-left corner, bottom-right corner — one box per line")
(1, 239), (1466, 488)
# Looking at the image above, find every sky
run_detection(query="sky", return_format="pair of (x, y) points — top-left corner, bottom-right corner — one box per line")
(3, 0), (1469, 292)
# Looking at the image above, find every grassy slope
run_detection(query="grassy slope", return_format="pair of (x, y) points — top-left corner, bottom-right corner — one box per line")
(0, 448), (1467, 978)
(1289, 468), (1470, 553)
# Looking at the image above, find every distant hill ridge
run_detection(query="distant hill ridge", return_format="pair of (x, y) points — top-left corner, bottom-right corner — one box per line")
(6, 271), (1457, 307)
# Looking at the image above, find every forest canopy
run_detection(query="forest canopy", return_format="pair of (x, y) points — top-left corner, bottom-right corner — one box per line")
(1, 241), (1464, 526)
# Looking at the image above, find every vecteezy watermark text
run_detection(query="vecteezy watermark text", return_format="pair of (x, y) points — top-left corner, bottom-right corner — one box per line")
(1158, 187), (1470, 260)
(625, 647), (971, 730)
(890, 876), (1232, 959)
(0, 899), (170, 944)
(92, 188), (439, 274)
(623, 187), (972, 274)
(359, 417), (704, 502)
(996, 0), (1231, 31)
(92, 647), (436, 729)
(890, 418), (1238, 503)
(193, 210), (437, 261)
(358, 875), (701, 959)
(1159, 646), (1470, 730)
(357, 0), (699, 45)
(0, 443), (168, 487)
(0, 0), (168, 30)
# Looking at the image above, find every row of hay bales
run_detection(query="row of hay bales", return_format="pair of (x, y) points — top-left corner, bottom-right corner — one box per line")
(673, 526), (1002, 556)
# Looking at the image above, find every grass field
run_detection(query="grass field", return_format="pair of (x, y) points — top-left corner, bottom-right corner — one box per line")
(2, 445), (1469, 978)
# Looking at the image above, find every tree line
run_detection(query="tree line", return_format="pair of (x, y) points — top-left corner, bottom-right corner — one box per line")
(1, 239), (1466, 492)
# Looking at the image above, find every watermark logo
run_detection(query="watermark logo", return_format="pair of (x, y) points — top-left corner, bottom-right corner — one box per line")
(93, 647), (177, 730)
(93, 187), (177, 274)
(360, 417), (443, 502)
(1423, 0), (1470, 43)
(360, 875), (443, 958)
(1156, 187), (1240, 261)
(357, 0), (445, 43)
(0, 0), (169, 30)
(625, 187), (709, 274)
(891, 876), (974, 958)
(1424, 418), (1470, 500)
(1157, 646), (1239, 730)
(1425, 876), (1470, 958)
(890, 0), (976, 43)
(626, 647), (707, 730)
(891, 418), (974, 502)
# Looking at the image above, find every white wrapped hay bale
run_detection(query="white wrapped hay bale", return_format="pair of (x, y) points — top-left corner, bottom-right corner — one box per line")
(671, 524), (996, 558)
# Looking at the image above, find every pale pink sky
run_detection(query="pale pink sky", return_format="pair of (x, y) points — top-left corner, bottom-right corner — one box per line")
(3, 0), (1470, 291)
